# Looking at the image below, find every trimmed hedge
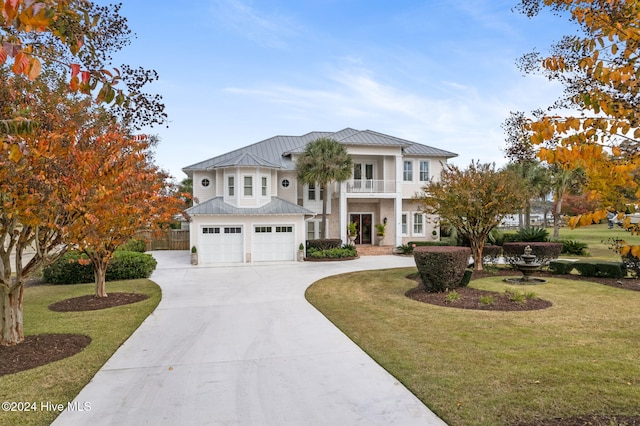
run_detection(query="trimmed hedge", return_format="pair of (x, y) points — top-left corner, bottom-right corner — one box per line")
(549, 260), (575, 275)
(306, 239), (342, 251)
(502, 242), (562, 266)
(572, 260), (626, 279)
(306, 245), (357, 259)
(43, 250), (157, 284)
(413, 246), (471, 293)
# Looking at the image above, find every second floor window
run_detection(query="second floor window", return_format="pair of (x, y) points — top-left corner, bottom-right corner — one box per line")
(403, 161), (413, 181)
(261, 177), (268, 197)
(308, 183), (316, 201)
(244, 176), (253, 196)
(228, 176), (235, 197)
(420, 161), (430, 181)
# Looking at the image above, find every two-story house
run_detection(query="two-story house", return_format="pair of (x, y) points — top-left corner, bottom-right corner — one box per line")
(183, 128), (457, 264)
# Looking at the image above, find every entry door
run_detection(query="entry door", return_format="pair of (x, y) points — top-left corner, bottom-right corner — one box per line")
(349, 213), (373, 244)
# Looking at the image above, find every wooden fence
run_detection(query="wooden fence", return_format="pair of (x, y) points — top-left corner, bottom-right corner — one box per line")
(140, 229), (190, 251)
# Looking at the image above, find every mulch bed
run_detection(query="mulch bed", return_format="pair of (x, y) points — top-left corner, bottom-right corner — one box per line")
(0, 292), (148, 377)
(0, 334), (91, 376)
(48, 292), (149, 312)
(406, 286), (553, 311)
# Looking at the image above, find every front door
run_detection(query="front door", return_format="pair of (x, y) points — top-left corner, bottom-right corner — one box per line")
(349, 213), (373, 244)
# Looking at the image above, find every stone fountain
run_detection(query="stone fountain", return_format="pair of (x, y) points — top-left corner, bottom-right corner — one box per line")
(504, 245), (547, 284)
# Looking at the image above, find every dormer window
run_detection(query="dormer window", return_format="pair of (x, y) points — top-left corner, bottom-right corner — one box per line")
(201, 178), (211, 187)
(281, 179), (290, 188)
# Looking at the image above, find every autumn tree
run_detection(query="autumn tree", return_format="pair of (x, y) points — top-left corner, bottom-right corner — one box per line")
(68, 129), (184, 298)
(415, 161), (527, 271)
(296, 138), (353, 239)
(515, 0), (640, 230)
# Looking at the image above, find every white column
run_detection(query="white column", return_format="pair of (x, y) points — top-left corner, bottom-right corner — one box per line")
(395, 155), (403, 247)
(340, 181), (347, 244)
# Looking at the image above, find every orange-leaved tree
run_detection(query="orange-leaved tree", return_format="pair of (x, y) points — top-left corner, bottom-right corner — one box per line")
(67, 128), (185, 298)
(516, 0), (640, 223)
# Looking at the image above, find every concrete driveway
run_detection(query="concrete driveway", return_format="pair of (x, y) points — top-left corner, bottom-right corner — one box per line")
(53, 252), (446, 426)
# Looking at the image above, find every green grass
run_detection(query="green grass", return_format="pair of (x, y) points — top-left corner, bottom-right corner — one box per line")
(553, 223), (640, 260)
(306, 268), (640, 426)
(0, 279), (161, 426)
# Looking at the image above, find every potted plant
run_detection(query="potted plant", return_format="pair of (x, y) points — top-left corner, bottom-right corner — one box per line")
(190, 246), (198, 265)
(431, 229), (439, 240)
(347, 222), (357, 245)
(375, 223), (386, 246)
(297, 243), (305, 261)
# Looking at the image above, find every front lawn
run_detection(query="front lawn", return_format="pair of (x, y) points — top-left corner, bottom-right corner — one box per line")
(0, 279), (160, 426)
(306, 268), (640, 425)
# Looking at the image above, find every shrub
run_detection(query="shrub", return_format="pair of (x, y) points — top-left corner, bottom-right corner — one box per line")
(458, 269), (473, 287)
(117, 238), (147, 253)
(43, 250), (157, 284)
(306, 239), (342, 251)
(487, 228), (505, 246)
(560, 239), (588, 256)
(413, 246), (471, 293)
(396, 244), (413, 255)
(445, 290), (460, 303)
(43, 251), (94, 284)
(514, 226), (550, 242)
(502, 242), (563, 266)
(306, 245), (357, 259)
(572, 260), (626, 279)
(106, 251), (157, 280)
(549, 260), (575, 275)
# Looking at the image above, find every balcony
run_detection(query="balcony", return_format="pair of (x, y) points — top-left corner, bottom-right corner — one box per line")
(346, 179), (396, 194)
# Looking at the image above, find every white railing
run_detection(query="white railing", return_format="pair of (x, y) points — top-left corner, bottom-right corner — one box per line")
(346, 179), (395, 193)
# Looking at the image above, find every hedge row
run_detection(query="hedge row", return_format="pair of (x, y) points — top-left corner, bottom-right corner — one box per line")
(306, 245), (358, 259)
(306, 239), (342, 251)
(43, 250), (157, 284)
(548, 260), (627, 279)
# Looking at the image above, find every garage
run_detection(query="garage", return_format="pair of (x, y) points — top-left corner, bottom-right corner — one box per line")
(252, 225), (295, 262)
(199, 225), (243, 263)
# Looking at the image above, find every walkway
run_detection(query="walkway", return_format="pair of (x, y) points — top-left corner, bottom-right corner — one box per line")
(53, 252), (446, 425)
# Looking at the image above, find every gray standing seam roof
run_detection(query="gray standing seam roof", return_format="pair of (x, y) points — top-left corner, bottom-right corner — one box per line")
(182, 128), (457, 174)
(185, 197), (315, 216)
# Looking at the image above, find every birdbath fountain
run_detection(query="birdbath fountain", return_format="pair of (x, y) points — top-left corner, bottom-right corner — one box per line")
(504, 245), (547, 284)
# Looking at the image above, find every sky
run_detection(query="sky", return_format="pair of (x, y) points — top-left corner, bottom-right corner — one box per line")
(104, 0), (575, 181)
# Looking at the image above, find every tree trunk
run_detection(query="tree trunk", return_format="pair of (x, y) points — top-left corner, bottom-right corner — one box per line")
(321, 183), (328, 239)
(1, 284), (24, 346)
(93, 259), (109, 298)
(470, 238), (484, 271)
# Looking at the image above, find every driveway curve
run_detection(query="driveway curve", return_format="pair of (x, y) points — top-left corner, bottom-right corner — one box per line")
(54, 251), (446, 426)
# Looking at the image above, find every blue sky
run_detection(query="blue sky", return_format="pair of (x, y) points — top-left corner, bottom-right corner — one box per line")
(107, 0), (573, 181)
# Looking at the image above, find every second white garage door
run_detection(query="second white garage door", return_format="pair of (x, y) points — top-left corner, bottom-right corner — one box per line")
(253, 225), (295, 262)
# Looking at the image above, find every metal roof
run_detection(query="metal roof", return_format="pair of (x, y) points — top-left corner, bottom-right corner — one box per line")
(185, 197), (315, 216)
(183, 128), (457, 175)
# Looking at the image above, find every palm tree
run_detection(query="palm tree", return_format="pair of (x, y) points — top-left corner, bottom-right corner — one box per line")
(549, 165), (586, 238)
(296, 138), (353, 239)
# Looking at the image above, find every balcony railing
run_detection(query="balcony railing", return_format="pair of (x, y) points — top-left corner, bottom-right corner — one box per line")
(346, 179), (395, 193)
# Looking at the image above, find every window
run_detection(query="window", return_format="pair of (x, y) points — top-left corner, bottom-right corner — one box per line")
(201, 178), (210, 187)
(401, 213), (408, 235)
(228, 176), (235, 197)
(202, 227), (220, 234)
(261, 177), (268, 197)
(308, 183), (316, 201)
(353, 164), (362, 180)
(281, 179), (290, 188)
(403, 161), (413, 181)
(306, 220), (320, 240)
(420, 161), (430, 181)
(276, 226), (292, 232)
(255, 226), (272, 233)
(413, 213), (424, 235)
(224, 227), (241, 234)
(243, 176), (253, 196)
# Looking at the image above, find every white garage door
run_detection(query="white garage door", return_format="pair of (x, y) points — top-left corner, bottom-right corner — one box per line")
(200, 226), (243, 263)
(253, 225), (295, 262)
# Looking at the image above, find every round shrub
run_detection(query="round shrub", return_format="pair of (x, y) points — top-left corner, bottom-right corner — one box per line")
(117, 238), (147, 253)
(413, 246), (471, 293)
(106, 251), (157, 280)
